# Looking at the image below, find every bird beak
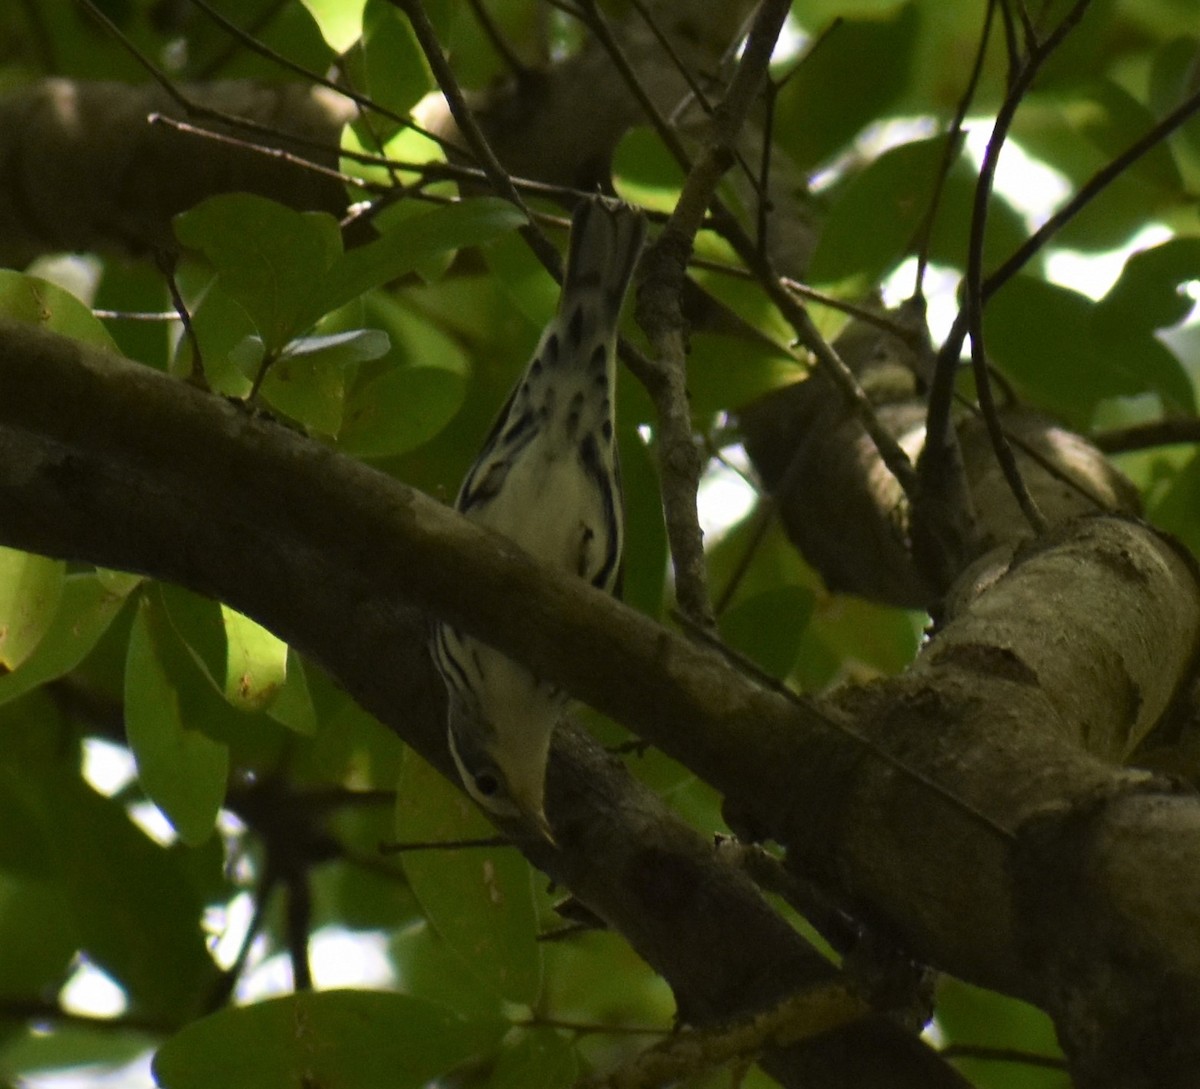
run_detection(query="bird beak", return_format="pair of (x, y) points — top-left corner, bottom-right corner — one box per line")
(524, 805), (558, 848)
(511, 792), (557, 847)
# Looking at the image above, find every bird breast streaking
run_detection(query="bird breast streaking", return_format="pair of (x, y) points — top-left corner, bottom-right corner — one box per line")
(431, 195), (646, 843)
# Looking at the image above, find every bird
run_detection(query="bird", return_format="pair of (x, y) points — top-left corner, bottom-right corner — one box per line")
(430, 195), (646, 843)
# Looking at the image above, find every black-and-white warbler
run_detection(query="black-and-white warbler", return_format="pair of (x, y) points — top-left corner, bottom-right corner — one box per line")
(431, 196), (646, 842)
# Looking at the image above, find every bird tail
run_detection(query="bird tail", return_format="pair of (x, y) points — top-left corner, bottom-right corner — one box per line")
(560, 197), (646, 329)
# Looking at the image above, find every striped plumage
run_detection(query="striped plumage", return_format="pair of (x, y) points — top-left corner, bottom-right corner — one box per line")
(431, 196), (646, 842)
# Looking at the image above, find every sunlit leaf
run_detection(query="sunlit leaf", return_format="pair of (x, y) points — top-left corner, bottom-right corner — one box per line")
(259, 346), (347, 435)
(153, 989), (507, 1089)
(285, 328), (391, 368)
(299, 0), (365, 51)
(0, 270), (116, 348)
(0, 548), (64, 672)
(936, 978), (1064, 1087)
(220, 605), (288, 712)
(0, 571), (134, 706)
(159, 585), (226, 692)
(362, 0), (434, 115)
(612, 127), (687, 213)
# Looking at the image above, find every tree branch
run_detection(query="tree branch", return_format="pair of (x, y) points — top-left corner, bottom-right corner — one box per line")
(3, 318), (1200, 1083)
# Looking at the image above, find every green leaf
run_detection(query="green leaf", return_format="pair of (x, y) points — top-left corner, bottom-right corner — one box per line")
(719, 587), (815, 680)
(612, 127), (688, 213)
(936, 978), (1063, 1084)
(1146, 450), (1200, 560)
(774, 7), (919, 169)
(259, 348), (347, 435)
(809, 135), (957, 285)
(687, 333), (802, 422)
(4, 762), (214, 1019)
(1094, 238), (1200, 337)
(0, 872), (78, 998)
(490, 1029), (579, 1089)
(0, 548), (64, 672)
(791, 0), (908, 21)
(389, 920), (506, 1022)
(174, 196), (344, 352)
(617, 425), (668, 618)
(0, 571), (135, 706)
(125, 596), (229, 846)
(267, 651), (318, 735)
(158, 584), (227, 692)
(340, 365), (467, 457)
(220, 605), (289, 712)
(180, 278), (258, 396)
(318, 198), (528, 315)
(153, 989), (507, 1089)
(1014, 83), (1185, 250)
(299, 0), (365, 51)
(229, 334), (267, 382)
(285, 328), (391, 368)
(0, 270), (117, 349)
(395, 751), (542, 1006)
(1150, 35), (1200, 162)
(986, 274), (1195, 424)
(362, 0), (434, 115)
(251, 329), (392, 435)
(1068, 79), (1182, 193)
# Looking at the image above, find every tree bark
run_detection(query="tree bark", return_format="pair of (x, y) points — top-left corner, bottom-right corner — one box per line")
(2, 318), (1200, 1086)
(0, 79), (352, 266)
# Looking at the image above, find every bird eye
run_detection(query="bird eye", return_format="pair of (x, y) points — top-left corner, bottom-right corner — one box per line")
(474, 770), (501, 797)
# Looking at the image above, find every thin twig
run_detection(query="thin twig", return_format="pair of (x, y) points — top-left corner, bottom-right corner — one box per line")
(940, 1044), (1067, 1070)
(185, 0), (444, 142)
(155, 250), (206, 388)
(929, 0), (1096, 542)
(0, 998), (173, 1036)
(574, 0), (694, 171)
(982, 79), (1200, 303)
(574, 0), (761, 196)
(378, 835), (510, 853)
(572, 982), (864, 1089)
(1092, 418), (1200, 454)
(712, 501), (775, 617)
(626, 0), (716, 117)
(194, 0), (289, 79)
(912, 0), (995, 294)
(467, 0), (529, 76)
(392, 0), (562, 276)
(630, 0), (793, 629)
(518, 1016), (669, 1037)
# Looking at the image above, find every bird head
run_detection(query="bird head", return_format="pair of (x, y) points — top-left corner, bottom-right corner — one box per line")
(446, 694), (557, 845)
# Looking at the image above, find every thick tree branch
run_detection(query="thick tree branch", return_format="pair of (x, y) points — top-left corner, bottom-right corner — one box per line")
(0, 80), (353, 266)
(3, 319), (1200, 1084)
(0, 318), (965, 1089)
